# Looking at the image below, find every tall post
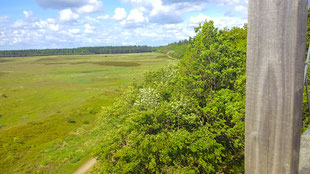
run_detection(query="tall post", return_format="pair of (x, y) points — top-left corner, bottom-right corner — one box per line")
(245, 0), (308, 173)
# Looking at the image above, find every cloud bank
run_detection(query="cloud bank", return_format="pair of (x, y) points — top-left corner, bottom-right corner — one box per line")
(0, 0), (248, 50)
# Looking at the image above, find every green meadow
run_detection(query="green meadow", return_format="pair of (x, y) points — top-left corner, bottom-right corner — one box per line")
(0, 53), (176, 173)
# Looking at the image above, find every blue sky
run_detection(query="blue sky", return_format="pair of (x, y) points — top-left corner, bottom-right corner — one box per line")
(0, 0), (248, 50)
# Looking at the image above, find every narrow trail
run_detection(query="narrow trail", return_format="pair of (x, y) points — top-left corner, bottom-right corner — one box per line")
(166, 51), (175, 59)
(73, 158), (97, 174)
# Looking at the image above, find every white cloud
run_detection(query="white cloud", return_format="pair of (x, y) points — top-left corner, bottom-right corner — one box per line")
(217, 0), (248, 16)
(127, 9), (145, 23)
(121, 9), (146, 27)
(35, 0), (89, 9)
(69, 28), (81, 34)
(47, 18), (56, 24)
(0, 16), (9, 23)
(0, 0), (250, 50)
(120, 0), (153, 9)
(213, 16), (246, 28)
(49, 24), (60, 31)
(36, 0), (103, 15)
(162, 0), (205, 5)
(234, 5), (247, 15)
(149, 3), (183, 24)
(76, 0), (103, 14)
(23, 11), (33, 19)
(11, 20), (27, 28)
(34, 20), (48, 28)
(120, 0), (206, 24)
(77, 5), (97, 13)
(122, 41), (136, 45)
(113, 8), (127, 21)
(189, 14), (208, 24)
(59, 9), (79, 22)
(97, 15), (110, 20)
(51, 0), (104, 24)
(189, 14), (246, 29)
(83, 16), (100, 24)
(84, 24), (94, 33)
(119, 0), (248, 24)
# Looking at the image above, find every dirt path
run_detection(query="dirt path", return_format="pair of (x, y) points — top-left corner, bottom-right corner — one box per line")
(166, 51), (175, 59)
(73, 158), (97, 174)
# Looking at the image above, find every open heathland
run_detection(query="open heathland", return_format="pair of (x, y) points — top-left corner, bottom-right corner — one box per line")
(0, 52), (176, 173)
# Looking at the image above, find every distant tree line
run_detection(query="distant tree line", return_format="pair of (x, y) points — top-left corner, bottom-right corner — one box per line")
(155, 39), (190, 59)
(0, 46), (154, 57)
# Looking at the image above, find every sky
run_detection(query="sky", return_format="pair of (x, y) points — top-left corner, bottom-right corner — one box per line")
(0, 0), (249, 50)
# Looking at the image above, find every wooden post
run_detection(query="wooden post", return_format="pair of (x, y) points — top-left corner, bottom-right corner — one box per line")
(245, 0), (308, 173)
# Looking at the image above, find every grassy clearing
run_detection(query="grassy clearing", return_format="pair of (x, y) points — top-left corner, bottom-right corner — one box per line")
(0, 53), (176, 173)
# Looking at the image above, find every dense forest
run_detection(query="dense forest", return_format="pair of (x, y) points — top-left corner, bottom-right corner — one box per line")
(0, 41), (192, 58)
(0, 46), (154, 57)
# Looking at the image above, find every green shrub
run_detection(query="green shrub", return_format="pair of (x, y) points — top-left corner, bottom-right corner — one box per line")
(66, 117), (76, 123)
(95, 21), (247, 173)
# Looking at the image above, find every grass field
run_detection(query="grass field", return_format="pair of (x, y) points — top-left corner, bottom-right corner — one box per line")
(0, 53), (176, 173)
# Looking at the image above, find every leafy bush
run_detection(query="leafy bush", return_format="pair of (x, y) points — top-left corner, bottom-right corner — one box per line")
(95, 16), (310, 173)
(95, 21), (247, 173)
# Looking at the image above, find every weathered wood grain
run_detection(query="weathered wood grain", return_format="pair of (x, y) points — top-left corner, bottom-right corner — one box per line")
(245, 0), (308, 173)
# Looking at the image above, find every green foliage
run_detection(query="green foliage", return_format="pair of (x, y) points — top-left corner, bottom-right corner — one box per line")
(302, 7), (310, 132)
(94, 16), (310, 174)
(0, 46), (154, 57)
(155, 40), (190, 59)
(302, 88), (310, 132)
(95, 21), (247, 173)
(179, 22), (246, 104)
